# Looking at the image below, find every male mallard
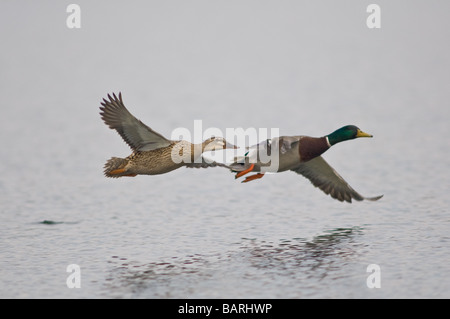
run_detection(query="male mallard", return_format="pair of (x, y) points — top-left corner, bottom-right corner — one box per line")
(100, 92), (236, 177)
(228, 125), (383, 203)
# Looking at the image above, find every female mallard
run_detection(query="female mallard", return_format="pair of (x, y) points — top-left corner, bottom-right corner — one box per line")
(228, 125), (383, 203)
(99, 92), (236, 178)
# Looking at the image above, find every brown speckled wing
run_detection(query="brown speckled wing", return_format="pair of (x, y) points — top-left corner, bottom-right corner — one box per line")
(100, 92), (171, 151)
(291, 156), (383, 203)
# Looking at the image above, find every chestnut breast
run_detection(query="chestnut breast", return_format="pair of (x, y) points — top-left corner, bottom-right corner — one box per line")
(298, 136), (330, 162)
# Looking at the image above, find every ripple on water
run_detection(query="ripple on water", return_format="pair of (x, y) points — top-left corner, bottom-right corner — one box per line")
(102, 227), (366, 298)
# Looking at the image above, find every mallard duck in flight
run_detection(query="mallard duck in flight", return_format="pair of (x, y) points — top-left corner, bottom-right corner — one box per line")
(99, 92), (236, 177)
(228, 125), (383, 203)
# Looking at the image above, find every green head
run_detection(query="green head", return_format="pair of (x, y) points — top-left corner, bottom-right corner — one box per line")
(327, 125), (373, 146)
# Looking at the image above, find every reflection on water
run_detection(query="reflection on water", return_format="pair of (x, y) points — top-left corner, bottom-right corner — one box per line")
(239, 227), (364, 280)
(104, 253), (222, 298)
(103, 227), (364, 298)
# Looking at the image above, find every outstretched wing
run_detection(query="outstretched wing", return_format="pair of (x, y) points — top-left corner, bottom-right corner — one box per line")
(100, 92), (171, 151)
(291, 156), (383, 203)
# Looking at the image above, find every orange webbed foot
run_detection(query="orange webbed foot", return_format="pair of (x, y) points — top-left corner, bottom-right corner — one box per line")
(235, 163), (255, 179)
(242, 173), (265, 183)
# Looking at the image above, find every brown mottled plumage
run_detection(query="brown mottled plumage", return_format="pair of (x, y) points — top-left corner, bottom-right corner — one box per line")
(100, 92), (235, 178)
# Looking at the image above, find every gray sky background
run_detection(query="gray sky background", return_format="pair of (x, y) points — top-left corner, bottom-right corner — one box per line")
(1, 1), (449, 159)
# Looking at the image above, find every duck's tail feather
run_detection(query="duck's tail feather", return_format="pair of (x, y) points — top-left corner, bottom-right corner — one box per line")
(227, 162), (251, 172)
(103, 157), (135, 178)
(225, 155), (252, 172)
